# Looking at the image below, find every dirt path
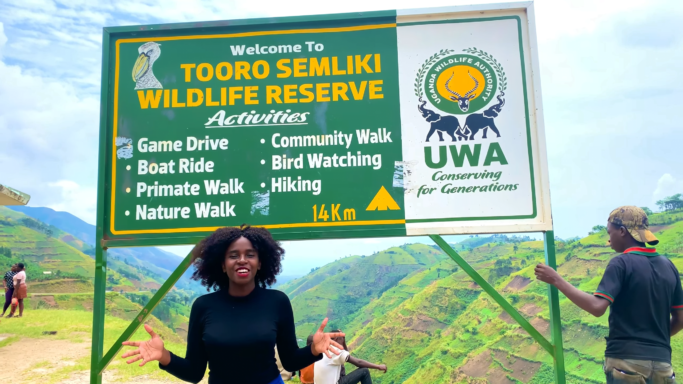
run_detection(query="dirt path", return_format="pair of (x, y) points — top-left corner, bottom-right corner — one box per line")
(0, 336), (203, 383)
(0, 336), (89, 383)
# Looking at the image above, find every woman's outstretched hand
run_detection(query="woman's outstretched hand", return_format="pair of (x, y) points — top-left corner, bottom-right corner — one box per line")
(311, 318), (345, 358)
(121, 324), (170, 366)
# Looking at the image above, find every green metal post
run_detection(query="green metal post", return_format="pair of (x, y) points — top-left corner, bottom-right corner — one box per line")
(90, 245), (107, 384)
(544, 230), (566, 384)
(98, 252), (194, 373)
(430, 235), (555, 356)
(90, 28), (112, 384)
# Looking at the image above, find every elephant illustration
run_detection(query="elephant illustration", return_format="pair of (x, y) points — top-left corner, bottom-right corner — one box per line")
(418, 99), (468, 142)
(463, 93), (505, 140)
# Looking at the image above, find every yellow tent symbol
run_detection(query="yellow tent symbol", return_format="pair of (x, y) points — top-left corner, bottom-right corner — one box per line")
(366, 186), (400, 211)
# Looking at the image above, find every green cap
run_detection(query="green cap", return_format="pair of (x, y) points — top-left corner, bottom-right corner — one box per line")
(608, 206), (659, 246)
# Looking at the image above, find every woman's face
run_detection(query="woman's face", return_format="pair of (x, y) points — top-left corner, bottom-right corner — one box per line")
(223, 236), (261, 285)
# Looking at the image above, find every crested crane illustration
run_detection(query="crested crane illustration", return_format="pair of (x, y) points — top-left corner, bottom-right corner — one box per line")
(132, 42), (162, 90)
(444, 71), (479, 112)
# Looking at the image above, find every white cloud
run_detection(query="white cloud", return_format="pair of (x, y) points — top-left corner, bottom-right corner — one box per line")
(0, 22), (7, 55)
(46, 180), (97, 224)
(653, 174), (683, 205)
(0, 56), (99, 224)
(1, 0), (682, 242)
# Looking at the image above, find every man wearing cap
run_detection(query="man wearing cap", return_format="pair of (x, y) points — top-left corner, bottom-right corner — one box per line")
(535, 206), (683, 383)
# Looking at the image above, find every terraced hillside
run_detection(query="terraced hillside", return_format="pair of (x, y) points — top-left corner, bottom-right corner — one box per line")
(280, 211), (683, 384)
(8, 205), (204, 293)
(0, 206), (96, 277)
(0, 206), (197, 339)
(283, 243), (480, 336)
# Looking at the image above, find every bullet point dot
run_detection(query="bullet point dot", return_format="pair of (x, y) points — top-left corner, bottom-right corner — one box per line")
(261, 159), (265, 165)
(126, 165), (131, 171)
(260, 139), (265, 144)
(261, 183), (265, 188)
(125, 210), (130, 216)
(126, 188), (131, 193)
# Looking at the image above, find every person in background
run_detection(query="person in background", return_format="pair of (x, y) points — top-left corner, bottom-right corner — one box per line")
(7, 263), (26, 318)
(275, 346), (294, 381)
(2, 264), (18, 317)
(535, 206), (683, 383)
(333, 330), (347, 380)
(121, 225), (345, 384)
(299, 335), (316, 384)
(314, 329), (387, 384)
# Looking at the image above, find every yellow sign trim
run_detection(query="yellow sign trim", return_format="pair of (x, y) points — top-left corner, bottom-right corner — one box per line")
(109, 219), (406, 236)
(110, 23), (398, 235)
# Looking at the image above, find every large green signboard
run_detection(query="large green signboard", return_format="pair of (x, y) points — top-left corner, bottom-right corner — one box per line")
(100, 6), (552, 244)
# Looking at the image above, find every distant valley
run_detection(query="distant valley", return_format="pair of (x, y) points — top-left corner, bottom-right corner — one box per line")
(2, 204), (683, 383)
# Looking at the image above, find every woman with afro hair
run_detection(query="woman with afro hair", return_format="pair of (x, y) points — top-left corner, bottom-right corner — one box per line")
(121, 225), (345, 384)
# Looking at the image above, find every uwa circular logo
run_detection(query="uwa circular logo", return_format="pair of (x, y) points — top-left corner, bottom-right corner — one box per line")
(415, 48), (508, 141)
(415, 48), (506, 114)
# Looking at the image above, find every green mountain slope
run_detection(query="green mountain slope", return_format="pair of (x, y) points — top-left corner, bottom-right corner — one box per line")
(281, 210), (683, 384)
(0, 206), (96, 277)
(0, 206), (199, 338)
(7, 205), (204, 294)
(28, 291), (187, 343)
(282, 244), (453, 336)
(0, 206), (181, 291)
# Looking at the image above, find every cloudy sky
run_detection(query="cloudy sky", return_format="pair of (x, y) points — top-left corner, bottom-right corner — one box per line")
(1, 0), (682, 274)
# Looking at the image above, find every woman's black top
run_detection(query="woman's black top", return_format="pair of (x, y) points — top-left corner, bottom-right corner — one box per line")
(160, 287), (321, 383)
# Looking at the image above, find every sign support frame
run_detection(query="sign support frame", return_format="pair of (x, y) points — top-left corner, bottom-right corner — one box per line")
(90, 233), (567, 383)
(431, 233), (566, 384)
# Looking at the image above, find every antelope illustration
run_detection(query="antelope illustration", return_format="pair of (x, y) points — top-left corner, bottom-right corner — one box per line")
(444, 71), (479, 112)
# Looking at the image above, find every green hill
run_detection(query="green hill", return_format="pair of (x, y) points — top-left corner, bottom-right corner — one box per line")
(4, 201), (682, 383)
(281, 210), (683, 384)
(26, 292), (186, 343)
(0, 207), (96, 278)
(7, 205), (204, 294)
(0, 206), (184, 291)
(0, 206), (198, 340)
(281, 243), (454, 336)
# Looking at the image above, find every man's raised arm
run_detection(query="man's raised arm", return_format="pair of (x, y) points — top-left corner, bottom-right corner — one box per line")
(347, 356), (387, 373)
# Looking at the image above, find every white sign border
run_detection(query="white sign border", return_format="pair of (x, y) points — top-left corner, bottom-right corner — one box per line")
(396, 2), (553, 235)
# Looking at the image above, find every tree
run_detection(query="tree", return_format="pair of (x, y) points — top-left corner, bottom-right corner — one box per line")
(589, 225), (606, 235)
(641, 207), (653, 216)
(656, 194), (683, 212)
(513, 244), (519, 254)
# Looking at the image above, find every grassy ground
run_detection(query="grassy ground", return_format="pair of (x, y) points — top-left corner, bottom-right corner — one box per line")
(0, 309), (193, 383)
